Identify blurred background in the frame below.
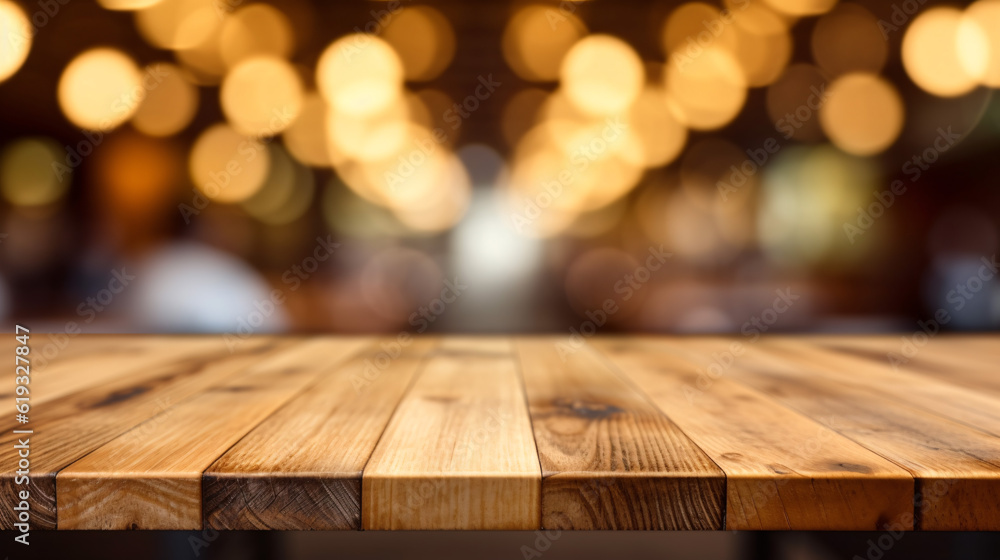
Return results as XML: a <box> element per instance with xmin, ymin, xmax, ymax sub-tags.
<box><xmin>1</xmin><ymin>0</ymin><xmax>999</xmax><ymax>335</ymax></box>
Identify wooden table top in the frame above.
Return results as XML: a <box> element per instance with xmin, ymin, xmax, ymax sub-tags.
<box><xmin>4</xmin><ymin>334</ymin><xmax>999</xmax><ymax>531</ymax></box>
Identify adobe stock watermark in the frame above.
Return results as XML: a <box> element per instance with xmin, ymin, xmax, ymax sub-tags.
<box><xmin>32</xmin><ymin>267</ymin><xmax>136</xmax><ymax>371</ymax></box>
<box><xmin>670</xmin><ymin>0</ymin><xmax>750</xmax><ymax>69</ymax></box>
<box><xmin>684</xmin><ymin>287</ymin><xmax>800</xmax><ymax>403</ymax></box>
<box><xmin>876</xmin><ymin>0</ymin><xmax>932</xmax><ymax>39</ymax></box>
<box><xmin>4</xmin><ymin>0</ymin><xmax>71</xmax><ymax>52</ymax></box>
<box><xmin>178</xmin><ymin>108</ymin><xmax>295</xmax><ymax>224</ymax></box>
<box><xmin>350</xmin><ymin>276</ymin><xmax>468</xmax><ymax>392</ymax></box>
<box><xmin>510</xmin><ymin>117</ymin><xmax>628</xmax><ymax>234</ymax></box>
<box><xmin>394</xmin><ymin>405</ymin><xmax>508</xmax><ymax>517</ymax></box>
<box><xmin>383</xmin><ymin>74</ymin><xmax>500</xmax><ymax>192</ymax></box>
<box><xmin>851</xmin><ymin>478</ymin><xmax>957</xmax><ymax>560</ymax></box>
<box><xmin>718</xmin><ymin>86</ymin><xmax>829</xmax><ymax>202</ymax></box>
<box><xmin>222</xmin><ymin>235</ymin><xmax>340</xmax><ymax>352</ymax></box>
<box><xmin>844</xmin><ymin>126</ymin><xmax>961</xmax><ymax>244</ymax></box>
<box><xmin>556</xmin><ymin>245</ymin><xmax>672</xmax><ymax>361</ymax></box>
<box><xmin>887</xmin><ymin>253</ymin><xmax>998</xmax><ymax>370</ymax></box>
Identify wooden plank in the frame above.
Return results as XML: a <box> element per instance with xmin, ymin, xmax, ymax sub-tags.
<box><xmin>755</xmin><ymin>338</ymin><xmax>1000</xmax><ymax>439</ymax></box>
<box><xmin>204</xmin><ymin>338</ymin><xmax>438</xmax><ymax>530</ymax></box>
<box><xmin>516</xmin><ymin>338</ymin><xmax>724</xmax><ymax>530</ymax></box>
<box><xmin>808</xmin><ymin>335</ymin><xmax>1000</xmax><ymax>395</ymax></box>
<box><xmin>56</xmin><ymin>338</ymin><xmax>371</xmax><ymax>530</ymax></box>
<box><xmin>361</xmin><ymin>338</ymin><xmax>540</xmax><ymax>530</ymax></box>
<box><xmin>0</xmin><ymin>336</ymin><xmax>231</xmax><ymax>411</ymax></box>
<box><xmin>678</xmin><ymin>338</ymin><xmax>1000</xmax><ymax>531</ymax></box>
<box><xmin>0</xmin><ymin>336</ymin><xmax>285</xmax><ymax>530</ymax></box>
<box><xmin>590</xmin><ymin>338</ymin><xmax>914</xmax><ymax>530</ymax></box>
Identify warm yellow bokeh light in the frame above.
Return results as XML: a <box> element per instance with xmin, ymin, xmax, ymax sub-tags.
<box><xmin>820</xmin><ymin>73</ymin><xmax>904</xmax><ymax>156</ymax></box>
<box><xmin>316</xmin><ymin>34</ymin><xmax>404</xmax><ymax>117</ymax></box>
<box><xmin>131</xmin><ymin>63</ymin><xmax>198</xmax><ymax>137</ymax></box>
<box><xmin>220</xmin><ymin>4</ymin><xmax>294</xmax><ymax>68</ymax></box>
<box><xmin>903</xmin><ymin>7</ymin><xmax>981</xmax><ymax>97</ymax></box>
<box><xmin>503</xmin><ymin>5</ymin><xmax>586</xmax><ymax>82</ymax></box>
<box><xmin>811</xmin><ymin>3</ymin><xmax>887</xmax><ymax>76</ymax></box>
<box><xmin>666</xmin><ymin>46</ymin><xmax>747</xmax><ymax>130</ymax></box>
<box><xmin>189</xmin><ymin>123</ymin><xmax>271</xmax><ymax>203</ymax></box>
<box><xmin>0</xmin><ymin>138</ymin><xmax>68</xmax><ymax>207</ymax></box>
<box><xmin>58</xmin><ymin>48</ymin><xmax>143</xmax><ymax>131</ymax></box>
<box><xmin>730</xmin><ymin>4</ymin><xmax>792</xmax><ymax>87</ymax></box>
<box><xmin>0</xmin><ymin>0</ymin><xmax>31</xmax><ymax>83</ymax></box>
<box><xmin>628</xmin><ymin>86</ymin><xmax>688</xmax><ymax>168</ymax></box>
<box><xmin>98</xmin><ymin>0</ymin><xmax>163</xmax><ymax>10</ymax></box>
<box><xmin>283</xmin><ymin>92</ymin><xmax>333</xmax><ymax>168</ymax></box>
<box><xmin>959</xmin><ymin>0</ymin><xmax>1000</xmax><ymax>87</ymax></box>
<box><xmin>763</xmin><ymin>0</ymin><xmax>836</xmax><ymax>17</ymax></box>
<box><xmin>382</xmin><ymin>6</ymin><xmax>456</xmax><ymax>81</ymax></box>
<box><xmin>561</xmin><ymin>34</ymin><xmax>644</xmax><ymax>117</ymax></box>
<box><xmin>662</xmin><ymin>2</ymin><xmax>737</xmax><ymax>58</ymax></box>
<box><xmin>174</xmin><ymin>23</ymin><xmax>226</xmax><ymax>85</ymax></box>
<box><xmin>135</xmin><ymin>0</ymin><xmax>221</xmax><ymax>50</ymax></box>
<box><xmin>326</xmin><ymin>102</ymin><xmax>411</xmax><ymax>164</ymax></box>
<box><xmin>220</xmin><ymin>56</ymin><xmax>303</xmax><ymax>137</ymax></box>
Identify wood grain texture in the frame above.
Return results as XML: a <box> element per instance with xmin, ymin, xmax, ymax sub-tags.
<box><xmin>515</xmin><ymin>338</ymin><xmax>724</xmax><ymax>530</ymax></box>
<box><xmin>3</xmin><ymin>334</ymin><xmax>998</xmax><ymax>531</ymax></box>
<box><xmin>0</xmin><ymin>336</ymin><xmax>230</xmax><ymax>418</ymax></box>
<box><xmin>56</xmin><ymin>338</ymin><xmax>371</xmax><ymax>530</ymax></box>
<box><xmin>809</xmin><ymin>335</ymin><xmax>1000</xmax><ymax>395</ymax></box>
<box><xmin>0</xmin><ymin>336</ymin><xmax>284</xmax><ymax>530</ymax></box>
<box><xmin>757</xmin><ymin>338</ymin><xmax>1000</xmax><ymax>439</ymax></box>
<box><xmin>590</xmin><ymin>338</ymin><xmax>914</xmax><ymax>530</ymax></box>
<box><xmin>204</xmin><ymin>338</ymin><xmax>438</xmax><ymax>530</ymax></box>
<box><xmin>362</xmin><ymin>338</ymin><xmax>540</xmax><ymax>530</ymax></box>
<box><xmin>682</xmin><ymin>338</ymin><xmax>1000</xmax><ymax>531</ymax></box>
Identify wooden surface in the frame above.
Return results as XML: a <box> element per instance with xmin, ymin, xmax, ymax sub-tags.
<box><xmin>4</xmin><ymin>334</ymin><xmax>1000</xmax><ymax>531</ymax></box>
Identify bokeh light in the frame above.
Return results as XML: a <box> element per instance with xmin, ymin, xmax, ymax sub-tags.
<box><xmin>241</xmin><ymin>144</ymin><xmax>314</xmax><ymax>225</ymax></box>
<box><xmin>58</xmin><ymin>48</ymin><xmax>143</xmax><ymax>131</ymax></box>
<box><xmin>98</xmin><ymin>0</ymin><xmax>163</xmax><ymax>10</ymax></box>
<box><xmin>135</xmin><ymin>0</ymin><xmax>221</xmax><ymax>50</ymax></box>
<box><xmin>763</xmin><ymin>0</ymin><xmax>837</xmax><ymax>17</ymax></box>
<box><xmin>0</xmin><ymin>0</ymin><xmax>31</xmax><ymax>83</ymax></box>
<box><xmin>627</xmin><ymin>86</ymin><xmax>688</xmax><ymax>168</ymax></box>
<box><xmin>220</xmin><ymin>56</ymin><xmax>303</xmax><ymax>137</ymax></box>
<box><xmin>93</xmin><ymin>130</ymin><xmax>182</xmax><ymax>228</ymax></box>
<box><xmin>316</xmin><ymin>34</ymin><xmax>404</xmax><ymax>117</ymax></box>
<box><xmin>560</xmin><ymin>34</ymin><xmax>643</xmax><ymax>117</ymax></box>
<box><xmin>189</xmin><ymin>123</ymin><xmax>271</xmax><ymax>203</ymax></box>
<box><xmin>131</xmin><ymin>62</ymin><xmax>199</xmax><ymax>137</ymax></box>
<box><xmin>666</xmin><ymin>45</ymin><xmax>747</xmax><ymax>130</ymax></box>
<box><xmin>382</xmin><ymin>6</ymin><xmax>455</xmax><ymax>81</ymax></box>
<box><xmin>503</xmin><ymin>4</ymin><xmax>586</xmax><ymax>82</ymax></box>
<box><xmin>729</xmin><ymin>3</ymin><xmax>792</xmax><ymax>87</ymax></box>
<box><xmin>903</xmin><ymin>7</ymin><xmax>981</xmax><ymax>98</ymax></box>
<box><xmin>766</xmin><ymin>63</ymin><xmax>828</xmax><ymax>142</ymax></box>
<box><xmin>0</xmin><ymin>138</ymin><xmax>68</xmax><ymax>207</ymax></box>
<box><xmin>220</xmin><ymin>4</ymin><xmax>294</xmax><ymax>68</ymax></box>
<box><xmin>959</xmin><ymin>0</ymin><xmax>1000</xmax><ymax>87</ymax></box>
<box><xmin>820</xmin><ymin>73</ymin><xmax>904</xmax><ymax>156</ymax></box>
<box><xmin>662</xmin><ymin>2</ymin><xmax>737</xmax><ymax>57</ymax></box>
<box><xmin>282</xmin><ymin>92</ymin><xmax>333</xmax><ymax>168</ymax></box>
<box><xmin>811</xmin><ymin>3</ymin><xmax>887</xmax><ymax>76</ymax></box>
<box><xmin>759</xmin><ymin>146</ymin><xmax>875</xmax><ymax>265</ymax></box>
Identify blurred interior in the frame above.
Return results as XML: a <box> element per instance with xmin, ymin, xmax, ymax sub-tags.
<box><xmin>1</xmin><ymin>0</ymin><xmax>999</xmax><ymax>335</ymax></box>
